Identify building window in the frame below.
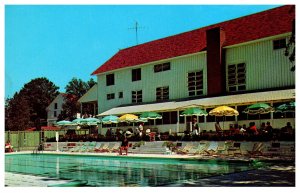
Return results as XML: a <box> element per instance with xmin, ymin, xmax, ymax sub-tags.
<box><xmin>132</xmin><ymin>68</ymin><xmax>141</xmax><ymax>81</ymax></box>
<box><xmin>54</xmin><ymin>103</ymin><xmax>58</xmax><ymax>109</ymax></box>
<box><xmin>106</xmin><ymin>74</ymin><xmax>115</xmax><ymax>86</ymax></box>
<box><xmin>227</xmin><ymin>63</ymin><xmax>246</xmax><ymax>92</ymax></box>
<box><xmin>107</xmin><ymin>93</ymin><xmax>115</xmax><ymax>100</ymax></box>
<box><xmin>132</xmin><ymin>90</ymin><xmax>142</xmax><ymax>103</ymax></box>
<box><xmin>119</xmin><ymin>92</ymin><xmax>123</xmax><ymax>99</ymax></box>
<box><xmin>54</xmin><ymin>111</ymin><xmax>57</xmax><ymax>117</ymax></box>
<box><xmin>187</xmin><ymin>71</ymin><xmax>203</xmax><ymax>97</ymax></box>
<box><xmin>273</xmin><ymin>38</ymin><xmax>286</xmax><ymax>50</ymax></box>
<box><xmin>156</xmin><ymin>86</ymin><xmax>169</xmax><ymax>101</ymax></box>
<box><xmin>154</xmin><ymin>62</ymin><xmax>170</xmax><ymax>73</ymax></box>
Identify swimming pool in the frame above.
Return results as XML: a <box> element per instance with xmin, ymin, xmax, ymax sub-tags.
<box><xmin>5</xmin><ymin>154</ymin><xmax>256</xmax><ymax>187</ymax></box>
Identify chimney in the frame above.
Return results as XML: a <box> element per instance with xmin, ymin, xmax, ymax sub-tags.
<box><xmin>206</xmin><ymin>27</ymin><xmax>226</xmax><ymax>96</ymax></box>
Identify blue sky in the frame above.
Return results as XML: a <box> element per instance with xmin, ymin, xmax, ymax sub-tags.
<box><xmin>5</xmin><ymin>5</ymin><xmax>280</xmax><ymax>99</ymax></box>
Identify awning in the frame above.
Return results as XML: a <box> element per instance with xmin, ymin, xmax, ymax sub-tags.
<box><xmin>98</xmin><ymin>89</ymin><xmax>295</xmax><ymax>116</ymax></box>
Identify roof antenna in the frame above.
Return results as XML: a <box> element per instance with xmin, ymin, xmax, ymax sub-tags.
<box><xmin>128</xmin><ymin>21</ymin><xmax>144</xmax><ymax>45</ymax></box>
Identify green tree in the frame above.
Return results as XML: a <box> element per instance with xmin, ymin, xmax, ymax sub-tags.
<box><xmin>5</xmin><ymin>77</ymin><xmax>59</xmax><ymax>131</ymax></box>
<box><xmin>5</xmin><ymin>93</ymin><xmax>32</xmax><ymax>131</ymax></box>
<box><xmin>285</xmin><ymin>7</ymin><xmax>295</xmax><ymax>71</ymax></box>
<box><xmin>60</xmin><ymin>78</ymin><xmax>96</xmax><ymax>120</ymax></box>
<box><xmin>19</xmin><ymin>77</ymin><xmax>59</xmax><ymax>129</ymax></box>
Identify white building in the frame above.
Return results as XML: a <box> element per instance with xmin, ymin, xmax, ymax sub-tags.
<box><xmin>91</xmin><ymin>6</ymin><xmax>295</xmax><ymax>134</ymax></box>
<box><xmin>46</xmin><ymin>93</ymin><xmax>73</xmax><ymax>126</ymax></box>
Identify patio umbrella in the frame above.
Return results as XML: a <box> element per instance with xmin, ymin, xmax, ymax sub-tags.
<box><xmin>139</xmin><ymin>111</ymin><xmax>161</xmax><ymax>126</ymax></box>
<box><xmin>72</xmin><ymin>118</ymin><xmax>88</xmax><ymax>125</ymax></box>
<box><xmin>276</xmin><ymin>101</ymin><xmax>295</xmax><ymax>113</ymax></box>
<box><xmin>119</xmin><ymin>114</ymin><xmax>139</xmax><ymax>122</ymax></box>
<box><xmin>101</xmin><ymin>115</ymin><xmax>119</xmax><ymax>124</ymax></box>
<box><xmin>180</xmin><ymin>107</ymin><xmax>208</xmax><ymax>133</ymax></box>
<box><xmin>243</xmin><ymin>103</ymin><xmax>275</xmax><ymax>126</ymax></box>
<box><xmin>84</xmin><ymin>117</ymin><xmax>101</xmax><ymax>125</ymax></box>
<box><xmin>140</xmin><ymin>112</ymin><xmax>162</xmax><ymax>119</ymax></box>
<box><xmin>180</xmin><ymin>107</ymin><xmax>208</xmax><ymax>116</ymax></box>
<box><xmin>56</xmin><ymin>120</ymin><xmax>73</xmax><ymax>126</ymax></box>
<box><xmin>209</xmin><ymin>106</ymin><xmax>239</xmax><ymax>129</ymax></box>
<box><xmin>243</xmin><ymin>103</ymin><xmax>275</xmax><ymax>115</ymax></box>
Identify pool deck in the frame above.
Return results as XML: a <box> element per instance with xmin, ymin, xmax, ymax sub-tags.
<box><xmin>5</xmin><ymin>151</ymin><xmax>295</xmax><ymax>187</ymax></box>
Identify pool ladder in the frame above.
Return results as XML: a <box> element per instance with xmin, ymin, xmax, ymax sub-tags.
<box><xmin>32</xmin><ymin>144</ymin><xmax>43</xmax><ymax>154</ymax></box>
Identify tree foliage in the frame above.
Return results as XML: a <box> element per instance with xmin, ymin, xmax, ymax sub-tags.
<box><xmin>5</xmin><ymin>77</ymin><xmax>59</xmax><ymax>131</ymax></box>
<box><xmin>285</xmin><ymin>7</ymin><xmax>295</xmax><ymax>71</ymax></box>
<box><xmin>5</xmin><ymin>93</ymin><xmax>33</xmax><ymax>131</ymax></box>
<box><xmin>59</xmin><ymin>77</ymin><xmax>96</xmax><ymax>120</ymax></box>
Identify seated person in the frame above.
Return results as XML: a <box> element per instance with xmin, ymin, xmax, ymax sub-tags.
<box><xmin>5</xmin><ymin>140</ymin><xmax>13</xmax><ymax>153</ymax></box>
<box><xmin>215</xmin><ymin>121</ymin><xmax>223</xmax><ymax>134</ymax></box>
<box><xmin>260</xmin><ymin>122</ymin><xmax>266</xmax><ymax>134</ymax></box>
<box><xmin>119</xmin><ymin>137</ymin><xmax>129</xmax><ymax>155</ymax></box>
<box><xmin>281</xmin><ymin>122</ymin><xmax>293</xmax><ymax>135</ymax></box>
<box><xmin>265</xmin><ymin>121</ymin><xmax>273</xmax><ymax>136</ymax></box>
<box><xmin>229</xmin><ymin>125</ymin><xmax>236</xmax><ymax>135</ymax></box>
<box><xmin>249</xmin><ymin>122</ymin><xmax>258</xmax><ymax>135</ymax></box>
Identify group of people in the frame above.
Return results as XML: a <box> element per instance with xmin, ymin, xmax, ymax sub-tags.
<box><xmin>215</xmin><ymin>121</ymin><xmax>274</xmax><ymax>136</ymax></box>
<box><xmin>215</xmin><ymin>121</ymin><xmax>294</xmax><ymax>139</ymax></box>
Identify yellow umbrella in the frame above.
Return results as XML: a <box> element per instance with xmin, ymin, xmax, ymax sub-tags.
<box><xmin>209</xmin><ymin>106</ymin><xmax>239</xmax><ymax>130</ymax></box>
<box><xmin>118</xmin><ymin>114</ymin><xmax>139</xmax><ymax>122</ymax></box>
<box><xmin>209</xmin><ymin>106</ymin><xmax>239</xmax><ymax>116</ymax></box>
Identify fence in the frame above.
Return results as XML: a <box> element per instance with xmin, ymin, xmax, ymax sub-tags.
<box><xmin>5</xmin><ymin>130</ymin><xmax>90</xmax><ymax>151</ymax></box>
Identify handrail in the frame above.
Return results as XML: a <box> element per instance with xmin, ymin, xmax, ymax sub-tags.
<box><xmin>32</xmin><ymin>143</ymin><xmax>44</xmax><ymax>154</ymax></box>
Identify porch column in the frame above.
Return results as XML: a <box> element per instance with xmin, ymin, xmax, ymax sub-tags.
<box><xmin>80</xmin><ymin>103</ymin><xmax>83</xmax><ymax>117</ymax></box>
<box><xmin>204</xmin><ymin>108</ymin><xmax>207</xmax><ymax>131</ymax></box>
<box><xmin>235</xmin><ymin>105</ymin><xmax>238</xmax><ymax>122</ymax></box>
<box><xmin>93</xmin><ymin>103</ymin><xmax>96</xmax><ymax>116</ymax></box>
<box><xmin>270</xmin><ymin>101</ymin><xmax>274</xmax><ymax>126</ymax></box>
<box><xmin>177</xmin><ymin>110</ymin><xmax>180</xmax><ymax>133</ymax></box>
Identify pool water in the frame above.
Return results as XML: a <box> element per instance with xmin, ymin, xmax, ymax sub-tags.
<box><xmin>5</xmin><ymin>154</ymin><xmax>255</xmax><ymax>187</ymax></box>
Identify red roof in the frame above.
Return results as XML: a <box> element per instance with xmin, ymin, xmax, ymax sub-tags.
<box><xmin>92</xmin><ymin>5</ymin><xmax>294</xmax><ymax>75</ymax></box>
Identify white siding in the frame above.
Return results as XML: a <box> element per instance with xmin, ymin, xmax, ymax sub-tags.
<box><xmin>78</xmin><ymin>84</ymin><xmax>98</xmax><ymax>103</ymax></box>
<box><xmin>47</xmin><ymin>94</ymin><xmax>64</xmax><ymax>124</ymax></box>
<box><xmin>226</xmin><ymin>36</ymin><xmax>295</xmax><ymax>91</ymax></box>
<box><xmin>97</xmin><ymin>53</ymin><xmax>207</xmax><ymax>113</ymax></box>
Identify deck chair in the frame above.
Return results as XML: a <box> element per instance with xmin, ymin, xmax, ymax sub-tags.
<box><xmin>69</xmin><ymin>142</ymin><xmax>84</xmax><ymax>152</ymax></box>
<box><xmin>247</xmin><ymin>142</ymin><xmax>264</xmax><ymax>157</ymax></box>
<box><xmin>108</xmin><ymin>143</ymin><xmax>121</xmax><ymax>153</ymax></box>
<box><xmin>96</xmin><ymin>143</ymin><xmax>110</xmax><ymax>153</ymax></box>
<box><xmin>176</xmin><ymin>143</ymin><xmax>194</xmax><ymax>154</ymax></box>
<box><xmin>227</xmin><ymin>142</ymin><xmax>242</xmax><ymax>156</ymax></box>
<box><xmin>190</xmin><ymin>142</ymin><xmax>209</xmax><ymax>155</ymax></box>
<box><xmin>93</xmin><ymin>142</ymin><xmax>103</xmax><ymax>152</ymax></box>
<box><xmin>86</xmin><ymin>141</ymin><xmax>97</xmax><ymax>152</ymax></box>
<box><xmin>99</xmin><ymin>143</ymin><xmax>115</xmax><ymax>153</ymax></box>
<box><xmin>94</xmin><ymin>143</ymin><xmax>106</xmax><ymax>152</ymax></box>
<box><xmin>78</xmin><ymin>142</ymin><xmax>91</xmax><ymax>152</ymax></box>
<box><xmin>265</xmin><ymin>142</ymin><xmax>281</xmax><ymax>157</ymax></box>
<box><xmin>202</xmin><ymin>141</ymin><xmax>219</xmax><ymax>155</ymax></box>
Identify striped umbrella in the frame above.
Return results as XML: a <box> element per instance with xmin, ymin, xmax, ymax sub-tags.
<box><xmin>101</xmin><ymin>115</ymin><xmax>119</xmax><ymax>124</ymax></box>
<box><xmin>180</xmin><ymin>107</ymin><xmax>208</xmax><ymax>116</ymax></box>
<box><xmin>139</xmin><ymin>112</ymin><xmax>162</xmax><ymax>119</ymax></box>
<box><xmin>243</xmin><ymin>103</ymin><xmax>275</xmax><ymax>115</ymax></box>
<box><xmin>276</xmin><ymin>101</ymin><xmax>295</xmax><ymax>113</ymax></box>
